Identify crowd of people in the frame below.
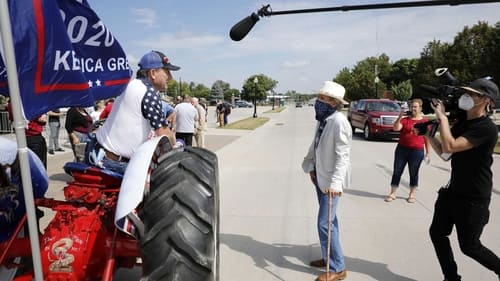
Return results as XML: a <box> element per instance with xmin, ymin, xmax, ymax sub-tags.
<box><xmin>2</xmin><ymin>52</ymin><xmax>210</xmax><ymax>167</ymax></box>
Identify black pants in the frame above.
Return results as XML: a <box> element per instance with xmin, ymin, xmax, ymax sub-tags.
<box><xmin>429</xmin><ymin>189</ymin><xmax>500</xmax><ymax>280</ymax></box>
<box><xmin>175</xmin><ymin>132</ymin><xmax>193</xmax><ymax>146</ymax></box>
<box><xmin>27</xmin><ymin>134</ymin><xmax>47</xmax><ymax>169</ymax></box>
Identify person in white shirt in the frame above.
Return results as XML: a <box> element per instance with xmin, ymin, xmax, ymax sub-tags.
<box><xmin>174</xmin><ymin>95</ymin><xmax>198</xmax><ymax>146</ymax></box>
<box><xmin>302</xmin><ymin>81</ymin><xmax>352</xmax><ymax>281</ymax></box>
<box><xmin>90</xmin><ymin>100</ymin><xmax>105</xmax><ymax>123</ymax></box>
<box><xmin>95</xmin><ymin>50</ymin><xmax>179</xmax><ymax>173</ymax></box>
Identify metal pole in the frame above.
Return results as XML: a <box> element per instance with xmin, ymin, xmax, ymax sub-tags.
<box><xmin>231</xmin><ymin>0</ymin><xmax>500</xmax><ymax>42</ymax></box>
<box><xmin>0</xmin><ymin>0</ymin><xmax>44</xmax><ymax>279</ymax></box>
<box><xmin>253</xmin><ymin>77</ymin><xmax>258</xmax><ymax>118</ymax></box>
<box><xmin>253</xmin><ymin>96</ymin><xmax>257</xmax><ymax>118</ymax></box>
<box><xmin>326</xmin><ymin>195</ymin><xmax>332</xmax><ymax>278</ymax></box>
<box><xmin>179</xmin><ymin>77</ymin><xmax>182</xmax><ymax>96</ymax></box>
<box><xmin>263</xmin><ymin>0</ymin><xmax>500</xmax><ymax>16</ymax></box>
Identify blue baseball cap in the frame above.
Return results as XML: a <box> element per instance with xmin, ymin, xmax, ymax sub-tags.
<box><xmin>138</xmin><ymin>51</ymin><xmax>180</xmax><ymax>71</ymax></box>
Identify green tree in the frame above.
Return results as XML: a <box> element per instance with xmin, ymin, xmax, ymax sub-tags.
<box><xmin>413</xmin><ymin>40</ymin><xmax>450</xmax><ymax>98</ymax></box>
<box><xmin>165</xmin><ymin>80</ymin><xmax>191</xmax><ymax>97</ymax></box>
<box><xmin>392</xmin><ymin>80</ymin><xmax>413</xmax><ymax>101</ymax></box>
<box><xmin>445</xmin><ymin>21</ymin><xmax>500</xmax><ymax>84</ymax></box>
<box><xmin>335</xmin><ymin>54</ymin><xmax>390</xmax><ymax>101</ymax></box>
<box><xmin>388</xmin><ymin>58</ymin><xmax>419</xmax><ymax>86</ymax></box>
<box><xmin>179</xmin><ymin>81</ymin><xmax>191</xmax><ymax>96</ymax></box>
<box><xmin>210</xmin><ymin>80</ymin><xmax>230</xmax><ymax>102</ymax></box>
<box><xmin>191</xmin><ymin>83</ymin><xmax>211</xmax><ymax>99</ymax></box>
<box><xmin>284</xmin><ymin>90</ymin><xmax>299</xmax><ymax>102</ymax></box>
<box><xmin>334</xmin><ymin>67</ymin><xmax>356</xmax><ymax>102</ymax></box>
<box><xmin>241</xmin><ymin>74</ymin><xmax>277</xmax><ymax>102</ymax></box>
<box><xmin>225</xmin><ymin>88</ymin><xmax>240</xmax><ymax>102</ymax></box>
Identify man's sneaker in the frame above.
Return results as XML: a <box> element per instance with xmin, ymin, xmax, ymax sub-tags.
<box><xmin>48</xmin><ymin>150</ymin><xmax>54</xmax><ymax>155</ymax></box>
<box><xmin>55</xmin><ymin>148</ymin><xmax>65</xmax><ymax>152</ymax></box>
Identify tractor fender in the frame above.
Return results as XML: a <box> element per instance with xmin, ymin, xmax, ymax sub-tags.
<box><xmin>114</xmin><ymin>136</ymin><xmax>170</xmax><ymax>236</ymax></box>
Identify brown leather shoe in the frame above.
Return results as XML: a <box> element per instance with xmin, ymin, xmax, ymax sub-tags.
<box><xmin>315</xmin><ymin>270</ymin><xmax>347</xmax><ymax>281</ymax></box>
<box><xmin>309</xmin><ymin>259</ymin><xmax>326</xmax><ymax>267</ymax></box>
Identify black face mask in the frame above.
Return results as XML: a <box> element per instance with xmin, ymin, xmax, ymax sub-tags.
<box><xmin>314</xmin><ymin>100</ymin><xmax>337</xmax><ymax>122</ymax></box>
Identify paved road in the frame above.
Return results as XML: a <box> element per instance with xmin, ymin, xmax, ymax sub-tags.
<box><xmin>4</xmin><ymin>104</ymin><xmax>499</xmax><ymax>280</ymax></box>
<box><xmin>216</xmin><ymin>105</ymin><xmax>499</xmax><ymax>281</ymax></box>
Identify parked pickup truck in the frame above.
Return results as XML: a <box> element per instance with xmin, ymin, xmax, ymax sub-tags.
<box><xmin>347</xmin><ymin>99</ymin><xmax>401</xmax><ymax>140</ymax></box>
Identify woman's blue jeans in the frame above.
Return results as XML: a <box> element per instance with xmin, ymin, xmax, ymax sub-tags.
<box><xmin>48</xmin><ymin>121</ymin><xmax>60</xmax><ymax>150</ymax></box>
<box><xmin>315</xmin><ymin>185</ymin><xmax>345</xmax><ymax>272</ymax></box>
<box><xmin>390</xmin><ymin>144</ymin><xmax>424</xmax><ymax>188</ymax></box>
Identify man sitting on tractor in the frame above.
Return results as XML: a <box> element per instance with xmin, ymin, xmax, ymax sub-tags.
<box><xmin>93</xmin><ymin>50</ymin><xmax>180</xmax><ymax>174</ymax></box>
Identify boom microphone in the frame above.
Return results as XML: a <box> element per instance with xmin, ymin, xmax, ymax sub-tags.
<box><xmin>229</xmin><ymin>13</ymin><xmax>260</xmax><ymax>41</ymax></box>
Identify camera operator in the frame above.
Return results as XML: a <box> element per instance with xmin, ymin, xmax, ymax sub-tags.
<box><xmin>425</xmin><ymin>78</ymin><xmax>500</xmax><ymax>281</ymax></box>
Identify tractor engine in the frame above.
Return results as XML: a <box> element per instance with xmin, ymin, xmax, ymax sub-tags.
<box><xmin>36</xmin><ymin>163</ymin><xmax>138</xmax><ymax>281</ymax></box>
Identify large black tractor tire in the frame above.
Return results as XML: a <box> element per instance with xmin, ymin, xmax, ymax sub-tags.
<box><xmin>139</xmin><ymin>146</ymin><xmax>219</xmax><ymax>281</ymax></box>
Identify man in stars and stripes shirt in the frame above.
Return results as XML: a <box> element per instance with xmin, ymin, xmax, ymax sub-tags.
<box><xmin>96</xmin><ymin>51</ymin><xmax>179</xmax><ymax>173</ymax></box>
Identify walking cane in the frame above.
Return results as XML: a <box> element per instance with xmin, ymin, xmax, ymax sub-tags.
<box><xmin>326</xmin><ymin>193</ymin><xmax>332</xmax><ymax>279</ymax></box>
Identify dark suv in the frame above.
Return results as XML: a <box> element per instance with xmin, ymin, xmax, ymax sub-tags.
<box><xmin>347</xmin><ymin>99</ymin><xmax>401</xmax><ymax>140</ymax></box>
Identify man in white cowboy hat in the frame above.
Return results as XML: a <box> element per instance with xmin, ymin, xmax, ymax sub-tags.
<box><xmin>302</xmin><ymin>81</ymin><xmax>352</xmax><ymax>281</ymax></box>
<box><xmin>425</xmin><ymin>78</ymin><xmax>500</xmax><ymax>281</ymax></box>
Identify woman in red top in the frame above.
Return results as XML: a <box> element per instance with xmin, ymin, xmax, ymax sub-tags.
<box><xmin>385</xmin><ymin>98</ymin><xmax>430</xmax><ymax>203</ymax></box>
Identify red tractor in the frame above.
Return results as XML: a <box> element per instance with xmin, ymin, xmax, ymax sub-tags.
<box><xmin>0</xmin><ymin>138</ymin><xmax>219</xmax><ymax>281</ymax></box>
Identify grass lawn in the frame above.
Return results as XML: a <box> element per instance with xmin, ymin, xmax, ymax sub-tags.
<box><xmin>222</xmin><ymin>117</ymin><xmax>270</xmax><ymax>130</ymax></box>
<box><xmin>264</xmin><ymin>106</ymin><xmax>287</xmax><ymax>113</ymax></box>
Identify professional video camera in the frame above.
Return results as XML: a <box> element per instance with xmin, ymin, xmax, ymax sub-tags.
<box><xmin>420</xmin><ymin>68</ymin><xmax>466</xmax><ymax>117</ymax></box>
<box><xmin>414</xmin><ymin>68</ymin><xmax>466</xmax><ymax>136</ymax></box>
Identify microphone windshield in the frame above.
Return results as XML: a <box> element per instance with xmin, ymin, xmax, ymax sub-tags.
<box><xmin>230</xmin><ymin>13</ymin><xmax>260</xmax><ymax>41</ymax></box>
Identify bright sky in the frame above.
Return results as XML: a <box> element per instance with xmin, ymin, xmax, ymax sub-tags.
<box><xmin>89</xmin><ymin>0</ymin><xmax>500</xmax><ymax>94</ymax></box>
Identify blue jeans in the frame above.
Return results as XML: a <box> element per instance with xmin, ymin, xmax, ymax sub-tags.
<box><xmin>390</xmin><ymin>144</ymin><xmax>424</xmax><ymax>188</ymax></box>
<box><xmin>101</xmin><ymin>158</ymin><xmax>128</xmax><ymax>174</ymax></box>
<box><xmin>48</xmin><ymin>121</ymin><xmax>60</xmax><ymax>150</ymax></box>
<box><xmin>315</xmin><ymin>186</ymin><xmax>345</xmax><ymax>272</ymax></box>
<box><xmin>71</xmin><ymin>132</ymin><xmax>90</xmax><ymax>162</ymax></box>
<box><xmin>84</xmin><ymin>135</ymin><xmax>127</xmax><ymax>174</ymax></box>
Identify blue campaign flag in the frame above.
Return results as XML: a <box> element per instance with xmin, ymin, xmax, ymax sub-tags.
<box><xmin>0</xmin><ymin>0</ymin><xmax>131</xmax><ymax>120</ymax></box>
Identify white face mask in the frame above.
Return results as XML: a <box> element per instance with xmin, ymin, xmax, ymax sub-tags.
<box><xmin>458</xmin><ymin>93</ymin><xmax>475</xmax><ymax>111</ymax></box>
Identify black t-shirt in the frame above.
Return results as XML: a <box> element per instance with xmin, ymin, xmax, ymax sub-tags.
<box><xmin>216</xmin><ymin>104</ymin><xmax>225</xmax><ymax>114</ymax></box>
<box><xmin>48</xmin><ymin>109</ymin><xmax>60</xmax><ymax>123</ymax></box>
<box><xmin>449</xmin><ymin>116</ymin><xmax>498</xmax><ymax>199</ymax></box>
